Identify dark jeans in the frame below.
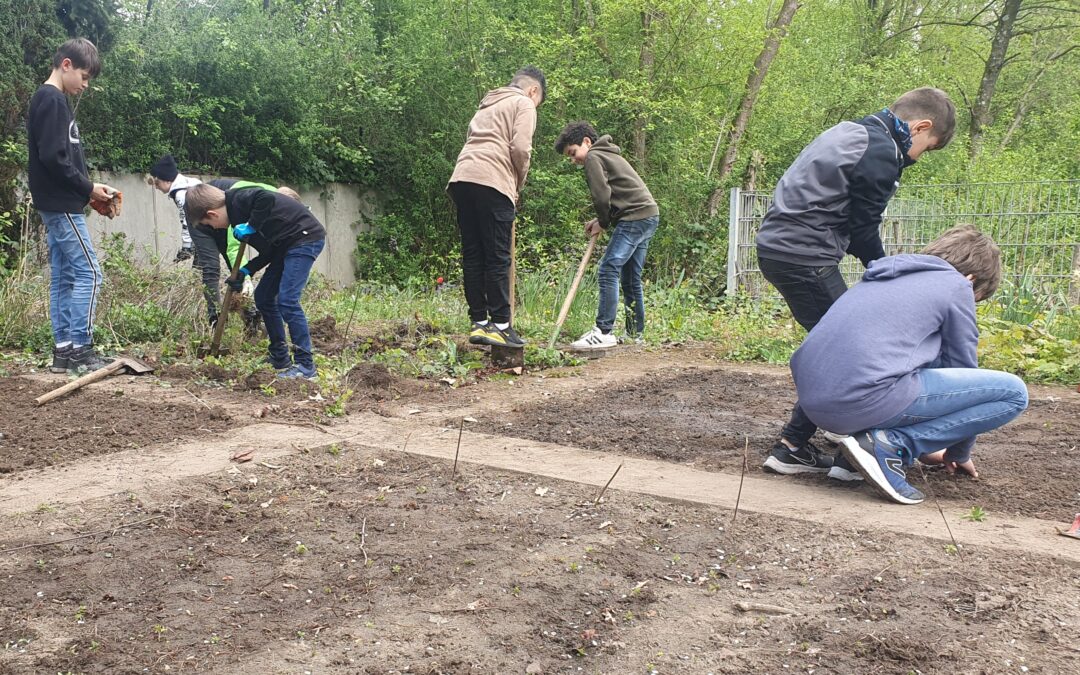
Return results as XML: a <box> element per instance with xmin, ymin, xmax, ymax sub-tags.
<box><xmin>190</xmin><ymin>224</ymin><xmax>225</xmax><ymax>322</ymax></box>
<box><xmin>254</xmin><ymin>239</ymin><xmax>324</xmax><ymax>369</ymax></box>
<box><xmin>449</xmin><ymin>181</ymin><xmax>515</xmax><ymax>324</ymax></box>
<box><xmin>759</xmin><ymin>256</ymin><xmax>848</xmax><ymax>446</ymax></box>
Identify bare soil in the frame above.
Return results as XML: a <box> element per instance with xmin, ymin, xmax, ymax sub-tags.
<box><xmin>473</xmin><ymin>365</ymin><xmax>1080</xmax><ymax>522</ymax></box>
<box><xmin>1</xmin><ymin>348</ymin><xmax>1078</xmax><ymax>673</ymax></box>
<box><xmin>0</xmin><ymin>446</ymin><xmax>1076</xmax><ymax>674</ymax></box>
<box><xmin>0</xmin><ymin>378</ymin><xmax>233</xmax><ymax>474</ymax></box>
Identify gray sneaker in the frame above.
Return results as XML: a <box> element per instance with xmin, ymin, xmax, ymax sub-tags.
<box><xmin>50</xmin><ymin>346</ymin><xmax>73</xmax><ymax>374</ymax></box>
<box><xmin>68</xmin><ymin>345</ymin><xmax>109</xmax><ymax>373</ymax></box>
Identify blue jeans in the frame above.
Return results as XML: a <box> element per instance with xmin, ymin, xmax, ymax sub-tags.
<box><xmin>254</xmin><ymin>239</ymin><xmax>324</xmax><ymax>369</ymax></box>
<box><xmin>596</xmin><ymin>216</ymin><xmax>658</xmax><ymax>334</ymax></box>
<box><xmin>876</xmin><ymin>368</ymin><xmax>1028</xmax><ymax>465</ymax></box>
<box><xmin>40</xmin><ymin>211</ymin><xmax>102</xmax><ymax>346</ymax></box>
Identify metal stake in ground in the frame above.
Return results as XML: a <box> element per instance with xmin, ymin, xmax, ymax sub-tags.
<box><xmin>732</xmin><ymin>436</ymin><xmax>749</xmax><ymax>523</ymax></box>
<box><xmin>549</xmin><ymin>231</ymin><xmax>599</xmax><ymax>349</ymax></box>
<box><xmin>593</xmin><ymin>462</ymin><xmax>623</xmax><ymax>506</ymax></box>
<box><xmin>451</xmin><ymin>417</ymin><xmax>464</xmax><ymax>478</ymax></box>
<box><xmin>916</xmin><ymin>463</ymin><xmax>963</xmax><ymax>560</ymax></box>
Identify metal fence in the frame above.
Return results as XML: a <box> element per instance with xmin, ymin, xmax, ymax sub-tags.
<box><xmin>726</xmin><ymin>180</ymin><xmax>1080</xmax><ymax>303</ymax></box>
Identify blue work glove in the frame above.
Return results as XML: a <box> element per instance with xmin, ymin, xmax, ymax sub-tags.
<box><xmin>226</xmin><ymin>266</ymin><xmax>250</xmax><ymax>293</ymax></box>
<box><xmin>232</xmin><ymin>223</ymin><xmax>255</xmax><ymax>242</ymax></box>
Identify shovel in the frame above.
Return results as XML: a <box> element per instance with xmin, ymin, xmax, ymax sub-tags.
<box><xmin>548</xmin><ymin>231</ymin><xmax>599</xmax><ymax>349</ymax></box>
<box><xmin>36</xmin><ymin>355</ymin><xmax>155</xmax><ymax>406</ymax></box>
<box><xmin>199</xmin><ymin>242</ymin><xmax>248</xmax><ymax>358</ymax></box>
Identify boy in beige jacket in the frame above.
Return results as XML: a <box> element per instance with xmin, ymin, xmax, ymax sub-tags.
<box><xmin>447</xmin><ymin>66</ymin><xmax>545</xmax><ymax>349</ymax></box>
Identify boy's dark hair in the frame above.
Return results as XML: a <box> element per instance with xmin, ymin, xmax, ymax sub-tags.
<box><xmin>921</xmin><ymin>224</ymin><xmax>1001</xmax><ymax>300</ymax></box>
<box><xmin>183</xmin><ymin>184</ymin><xmax>227</xmax><ymax>225</ymax></box>
<box><xmin>52</xmin><ymin>38</ymin><xmax>101</xmax><ymax>78</ymax></box>
<box><xmin>554</xmin><ymin>121</ymin><xmax>599</xmax><ymax>154</ymax></box>
<box><xmin>890</xmin><ymin>87</ymin><xmax>956</xmax><ymax>149</ymax></box>
<box><xmin>510</xmin><ymin>66</ymin><xmax>546</xmax><ymax>103</ymax></box>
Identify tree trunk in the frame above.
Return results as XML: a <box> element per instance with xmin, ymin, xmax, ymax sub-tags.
<box><xmin>969</xmin><ymin>0</ymin><xmax>1022</xmax><ymax>158</ymax></box>
<box><xmin>633</xmin><ymin>8</ymin><xmax>656</xmax><ymax>168</ymax></box>
<box><xmin>706</xmin><ymin>0</ymin><xmax>800</xmax><ymax>217</ymax></box>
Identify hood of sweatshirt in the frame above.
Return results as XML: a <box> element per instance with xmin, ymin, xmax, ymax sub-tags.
<box><xmin>862</xmin><ymin>253</ymin><xmax>959</xmax><ymax>282</ymax></box>
<box><xmin>588</xmin><ymin>135</ymin><xmax>622</xmax><ymax>156</ymax></box>
<box><xmin>168</xmin><ymin>173</ymin><xmax>202</xmax><ymax>197</ymax></box>
<box><xmin>478</xmin><ymin>86</ymin><xmax>529</xmax><ymax>109</ymax></box>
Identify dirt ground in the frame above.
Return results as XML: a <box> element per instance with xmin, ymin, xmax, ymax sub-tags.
<box><xmin>1</xmin><ymin>446</ymin><xmax>1077</xmax><ymax>674</ymax></box>
<box><xmin>473</xmin><ymin>365</ymin><xmax>1080</xmax><ymax>522</ymax></box>
<box><xmin>0</xmin><ymin>347</ymin><xmax>1078</xmax><ymax>673</ymax></box>
<box><xmin>0</xmin><ymin>378</ymin><xmax>233</xmax><ymax>474</ymax></box>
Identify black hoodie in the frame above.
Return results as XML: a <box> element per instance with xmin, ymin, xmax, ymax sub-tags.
<box><xmin>27</xmin><ymin>85</ymin><xmax>94</xmax><ymax>212</ymax></box>
<box><xmin>224</xmin><ymin>187</ymin><xmax>324</xmax><ymax>273</ymax></box>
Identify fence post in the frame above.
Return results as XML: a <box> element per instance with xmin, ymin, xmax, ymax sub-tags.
<box><xmin>726</xmin><ymin>187</ymin><xmax>741</xmax><ymax>296</ymax></box>
<box><xmin>1070</xmin><ymin>244</ymin><xmax>1080</xmax><ymax>306</ymax></box>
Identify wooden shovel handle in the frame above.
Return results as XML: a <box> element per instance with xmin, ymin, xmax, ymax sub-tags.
<box><xmin>548</xmin><ymin>232</ymin><xmax>599</xmax><ymax>348</ymax></box>
<box><xmin>35</xmin><ymin>359</ymin><xmax>126</xmax><ymax>406</ymax></box>
<box><xmin>208</xmin><ymin>241</ymin><xmax>248</xmax><ymax>356</ymax></box>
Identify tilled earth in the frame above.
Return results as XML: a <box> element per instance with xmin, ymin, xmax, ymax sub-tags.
<box><xmin>473</xmin><ymin>366</ymin><xmax>1080</xmax><ymax>521</ymax></box>
<box><xmin>0</xmin><ymin>446</ymin><xmax>1077</xmax><ymax>674</ymax></box>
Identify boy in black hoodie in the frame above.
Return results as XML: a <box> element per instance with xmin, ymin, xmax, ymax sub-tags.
<box><xmin>184</xmin><ymin>183</ymin><xmax>325</xmax><ymax>379</ymax></box>
<box><xmin>754</xmin><ymin>88</ymin><xmax>956</xmax><ymax>481</ymax></box>
<box><xmin>27</xmin><ymin>38</ymin><xmax>118</xmax><ymax>373</ymax></box>
<box><xmin>555</xmin><ymin>121</ymin><xmax>659</xmax><ymax>349</ymax></box>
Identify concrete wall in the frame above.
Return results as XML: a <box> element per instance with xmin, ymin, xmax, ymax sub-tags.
<box><xmin>85</xmin><ymin>172</ymin><xmax>378</xmax><ymax>286</ymax></box>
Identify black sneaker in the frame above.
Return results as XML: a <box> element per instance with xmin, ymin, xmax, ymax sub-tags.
<box><xmin>827</xmin><ymin>452</ymin><xmax>864</xmax><ymax>482</ymax></box>
<box><xmin>50</xmin><ymin>346</ymin><xmax>73</xmax><ymax>373</ymax></box>
<box><xmin>67</xmin><ymin>345</ymin><xmax>109</xmax><ymax>373</ymax></box>
<box><xmin>497</xmin><ymin>325</ymin><xmax>526</xmax><ymax>348</ymax></box>
<box><xmin>762</xmin><ymin>440</ymin><xmax>833</xmax><ymax>475</ymax></box>
<box><xmin>468</xmin><ymin>322</ymin><xmax>489</xmax><ymax>345</ymax></box>
<box><xmin>473</xmin><ymin>324</ymin><xmax>526</xmax><ymax>348</ymax></box>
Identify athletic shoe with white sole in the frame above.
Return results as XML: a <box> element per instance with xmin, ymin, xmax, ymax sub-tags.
<box><xmin>840</xmin><ymin>431</ymin><xmax>925</xmax><ymax>505</ymax></box>
<box><xmin>762</xmin><ymin>440</ymin><xmax>833</xmax><ymax>475</ymax></box>
<box><xmin>570</xmin><ymin>326</ymin><xmax>617</xmax><ymax>350</ymax></box>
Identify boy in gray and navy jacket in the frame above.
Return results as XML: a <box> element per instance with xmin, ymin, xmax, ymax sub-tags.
<box><xmin>756</xmin><ymin>88</ymin><xmax>956</xmax><ymax>481</ymax></box>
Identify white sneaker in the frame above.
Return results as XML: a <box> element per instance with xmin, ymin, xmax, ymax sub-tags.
<box><xmin>570</xmin><ymin>326</ymin><xmax>617</xmax><ymax>350</ymax></box>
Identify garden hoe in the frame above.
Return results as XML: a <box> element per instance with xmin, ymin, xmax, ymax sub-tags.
<box><xmin>198</xmin><ymin>242</ymin><xmax>248</xmax><ymax>358</ymax></box>
<box><xmin>548</xmin><ymin>231</ymin><xmax>599</xmax><ymax>349</ymax></box>
<box><xmin>35</xmin><ymin>355</ymin><xmax>154</xmax><ymax>406</ymax></box>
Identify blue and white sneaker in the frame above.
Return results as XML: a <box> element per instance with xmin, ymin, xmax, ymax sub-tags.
<box><xmin>840</xmin><ymin>431</ymin><xmax>925</xmax><ymax>505</ymax></box>
<box><xmin>277</xmin><ymin>363</ymin><xmax>317</xmax><ymax>380</ymax></box>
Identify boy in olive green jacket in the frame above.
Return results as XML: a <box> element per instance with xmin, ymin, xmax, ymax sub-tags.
<box><xmin>555</xmin><ymin>121</ymin><xmax>659</xmax><ymax>349</ymax></box>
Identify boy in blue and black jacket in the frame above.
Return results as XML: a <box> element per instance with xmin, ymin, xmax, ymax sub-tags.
<box><xmin>27</xmin><ymin>38</ymin><xmax>119</xmax><ymax>373</ymax></box>
<box><xmin>756</xmin><ymin>87</ymin><xmax>956</xmax><ymax>481</ymax></box>
<box><xmin>184</xmin><ymin>183</ymin><xmax>325</xmax><ymax>379</ymax></box>
<box><xmin>791</xmin><ymin>225</ymin><xmax>1028</xmax><ymax>505</ymax></box>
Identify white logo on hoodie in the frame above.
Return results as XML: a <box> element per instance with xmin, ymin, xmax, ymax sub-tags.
<box><xmin>69</xmin><ymin>120</ymin><xmax>81</xmax><ymax>145</ymax></box>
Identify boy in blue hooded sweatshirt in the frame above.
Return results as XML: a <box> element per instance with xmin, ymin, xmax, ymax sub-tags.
<box><xmin>790</xmin><ymin>225</ymin><xmax>1028</xmax><ymax>505</ymax></box>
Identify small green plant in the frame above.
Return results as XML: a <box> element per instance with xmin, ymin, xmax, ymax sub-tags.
<box><xmin>511</xmin><ymin>585</ymin><xmax>521</xmax><ymax>596</ymax></box>
<box><xmin>259</xmin><ymin>383</ymin><xmax>276</xmax><ymax>396</ymax></box>
<box><xmin>35</xmin><ymin>558</ymin><xmax>46</xmax><ymax>572</ymax></box>
<box><xmin>962</xmin><ymin>506</ymin><xmax>987</xmax><ymax>522</ymax></box>
<box><xmin>567</xmin><ymin>561</ymin><xmax>581</xmax><ymax>573</ymax></box>
<box><xmin>295</xmin><ymin>543</ymin><xmax>309</xmax><ymax>555</ymax></box>
<box><xmin>391</xmin><ymin>564</ymin><xmax>402</xmax><ymax>574</ymax></box>
<box><xmin>74</xmin><ymin>606</ymin><xmax>87</xmax><ymax>623</ymax></box>
<box><xmin>151</xmin><ymin>624</ymin><xmax>168</xmax><ymax>639</ymax></box>
<box><xmin>944</xmin><ymin>544</ymin><xmax>959</xmax><ymax>556</ymax></box>
<box><xmin>327</xmin><ymin>443</ymin><xmax>342</xmax><ymax>457</ymax></box>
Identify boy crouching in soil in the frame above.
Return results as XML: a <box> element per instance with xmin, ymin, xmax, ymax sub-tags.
<box><xmin>184</xmin><ymin>183</ymin><xmax>325</xmax><ymax>379</ymax></box>
<box><xmin>790</xmin><ymin>225</ymin><xmax>1028</xmax><ymax>505</ymax></box>
<box><xmin>554</xmin><ymin>121</ymin><xmax>659</xmax><ymax>349</ymax></box>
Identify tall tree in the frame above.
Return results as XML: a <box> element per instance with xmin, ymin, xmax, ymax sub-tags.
<box><xmin>707</xmin><ymin>0</ymin><xmax>800</xmax><ymax>217</ymax></box>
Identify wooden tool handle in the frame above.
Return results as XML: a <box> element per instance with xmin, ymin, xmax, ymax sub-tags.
<box><xmin>548</xmin><ymin>232</ymin><xmax>599</xmax><ymax>348</ymax></box>
<box><xmin>35</xmin><ymin>359</ymin><xmax>125</xmax><ymax>406</ymax></box>
<box><xmin>208</xmin><ymin>242</ymin><xmax>248</xmax><ymax>356</ymax></box>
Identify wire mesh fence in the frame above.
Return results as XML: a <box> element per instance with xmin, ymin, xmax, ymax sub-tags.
<box><xmin>726</xmin><ymin>180</ymin><xmax>1080</xmax><ymax>305</ymax></box>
